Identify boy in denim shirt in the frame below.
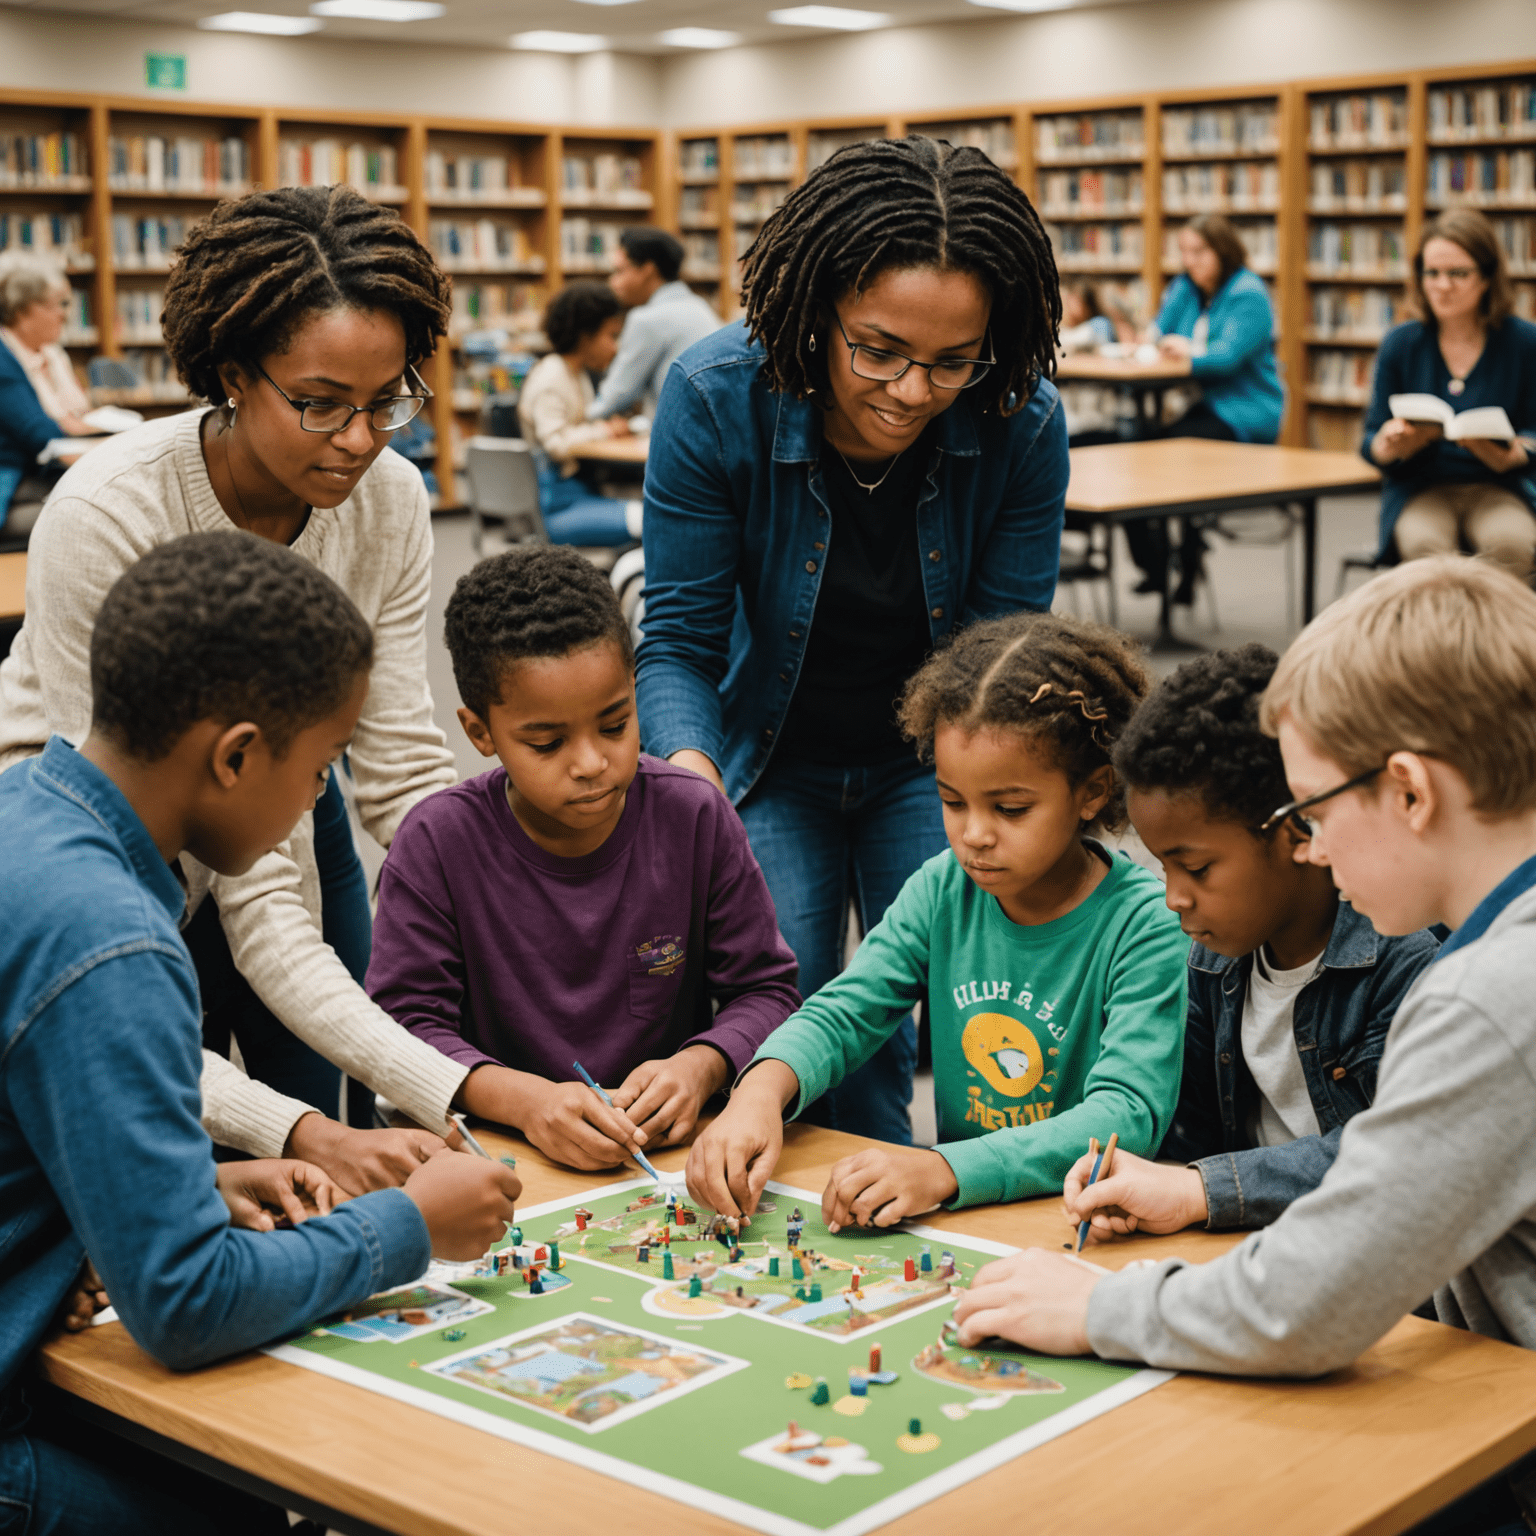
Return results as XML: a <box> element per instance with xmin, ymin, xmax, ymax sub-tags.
<box><xmin>0</xmin><ymin>533</ymin><xmax>518</xmax><ymax>1534</ymax></box>
<box><xmin>1063</xmin><ymin>645</ymin><xmax>1438</xmax><ymax>1239</ymax></box>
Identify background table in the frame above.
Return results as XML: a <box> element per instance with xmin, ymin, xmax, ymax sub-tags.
<box><xmin>40</xmin><ymin>1122</ymin><xmax>1536</xmax><ymax>1536</ymax></box>
<box><xmin>1056</xmin><ymin>352</ymin><xmax>1192</xmax><ymax>436</ymax></box>
<box><xmin>1066</xmin><ymin>438</ymin><xmax>1382</xmax><ymax>647</ymax></box>
<box><xmin>0</xmin><ymin>552</ymin><xmax>25</xmax><ymax>621</ymax></box>
<box><xmin>571</xmin><ymin>436</ymin><xmax>650</xmax><ymax>465</ymax></box>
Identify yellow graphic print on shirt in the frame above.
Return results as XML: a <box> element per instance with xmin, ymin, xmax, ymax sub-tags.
<box><xmin>961</xmin><ymin>1012</ymin><xmax>1045</xmax><ymax>1098</ymax></box>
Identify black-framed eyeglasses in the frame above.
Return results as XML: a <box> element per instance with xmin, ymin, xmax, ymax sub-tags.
<box><xmin>831</xmin><ymin>310</ymin><xmax>995</xmax><ymax>391</ymax></box>
<box><xmin>1259</xmin><ymin>767</ymin><xmax>1382</xmax><ymax>837</ymax></box>
<box><xmin>256</xmin><ymin>362</ymin><xmax>432</xmax><ymax>434</ymax></box>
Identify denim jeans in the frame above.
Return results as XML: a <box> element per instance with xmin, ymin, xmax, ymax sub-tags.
<box><xmin>0</xmin><ymin>1387</ymin><xmax>288</xmax><ymax>1536</ymax></box>
<box><xmin>537</xmin><ymin>462</ymin><xmax>633</xmax><ymax>546</ymax></box>
<box><xmin>737</xmin><ymin>752</ymin><xmax>947</xmax><ymax>1145</ymax></box>
<box><xmin>186</xmin><ymin>768</ymin><xmax>376</xmax><ymax>1131</ymax></box>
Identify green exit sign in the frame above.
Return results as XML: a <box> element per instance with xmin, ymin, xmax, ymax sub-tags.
<box><xmin>145</xmin><ymin>53</ymin><xmax>186</xmax><ymax>90</ymax></box>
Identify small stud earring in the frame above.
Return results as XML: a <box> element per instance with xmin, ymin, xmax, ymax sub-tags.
<box><xmin>226</xmin><ymin>397</ymin><xmax>237</xmax><ymax>427</ymax></box>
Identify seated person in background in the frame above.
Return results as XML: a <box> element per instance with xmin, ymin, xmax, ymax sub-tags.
<box><xmin>1059</xmin><ymin>278</ymin><xmax>1118</xmax><ymax>353</ymax></box>
<box><xmin>1363</xmin><ymin>208</ymin><xmax>1536</xmax><ymax>579</ymax></box>
<box><xmin>0</xmin><ymin>530</ymin><xmax>517</xmax><ymax>1534</ymax></box>
<box><xmin>367</xmin><ymin>545</ymin><xmax>801</xmax><ymax>1171</ymax></box>
<box><xmin>585</xmin><ymin>226</ymin><xmax>720</xmax><ymax>424</ymax></box>
<box><xmin>1066</xmin><ymin>643</ymin><xmax>1438</xmax><ymax>1242</ymax></box>
<box><xmin>1057</xmin><ymin>278</ymin><xmax>1124</xmax><ymax>448</ymax></box>
<box><xmin>518</xmin><ymin>280</ymin><xmax>643</xmax><ymax>547</ymax></box>
<box><xmin>0</xmin><ymin>252</ymin><xmax>95</xmax><ymax>523</ymax></box>
<box><xmin>687</xmin><ymin>613</ymin><xmax>1189</xmax><ymax>1230</ymax></box>
<box><xmin>1129</xmin><ymin>214</ymin><xmax>1285</xmax><ymax>604</ymax></box>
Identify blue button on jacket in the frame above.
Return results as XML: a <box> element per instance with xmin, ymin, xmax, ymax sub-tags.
<box><xmin>0</xmin><ymin>738</ymin><xmax>431</xmax><ymax>1390</ymax></box>
<box><xmin>636</xmin><ymin>322</ymin><xmax>1069</xmax><ymax>803</ymax></box>
<box><xmin>1157</xmin><ymin>900</ymin><xmax>1440</xmax><ymax>1229</ymax></box>
<box><xmin>1155</xmin><ymin>268</ymin><xmax>1284</xmax><ymax>444</ymax></box>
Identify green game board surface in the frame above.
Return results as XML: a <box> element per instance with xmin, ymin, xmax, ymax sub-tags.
<box><xmin>268</xmin><ymin>1179</ymin><xmax>1170</xmax><ymax>1536</ymax></box>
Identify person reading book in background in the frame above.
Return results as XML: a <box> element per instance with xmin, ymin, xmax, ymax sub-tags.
<box><xmin>1364</xmin><ymin>208</ymin><xmax>1536</xmax><ymax>577</ymax></box>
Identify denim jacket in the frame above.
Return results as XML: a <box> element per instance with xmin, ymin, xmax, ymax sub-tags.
<box><xmin>635</xmin><ymin>322</ymin><xmax>1068</xmax><ymax>803</ymax></box>
<box><xmin>1158</xmin><ymin>900</ymin><xmax>1440</xmax><ymax>1229</ymax></box>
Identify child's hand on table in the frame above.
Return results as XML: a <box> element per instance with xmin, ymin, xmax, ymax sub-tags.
<box><xmin>216</xmin><ymin>1158</ymin><xmax>346</xmax><ymax>1232</ymax></box>
<box><xmin>821</xmin><ymin>1146</ymin><xmax>958</xmax><ymax>1233</ymax></box>
<box><xmin>612</xmin><ymin>1044</ymin><xmax>729</xmax><ymax>1148</ymax></box>
<box><xmin>403</xmin><ymin>1147</ymin><xmax>522</xmax><ymax>1259</ymax></box>
<box><xmin>58</xmin><ymin>1259</ymin><xmax>110</xmax><ymax>1332</ymax></box>
<box><xmin>1062</xmin><ymin>1147</ymin><xmax>1208</xmax><ymax>1243</ymax></box>
<box><xmin>952</xmin><ymin>1249</ymin><xmax>1107</xmax><ymax>1356</ymax></box>
<box><xmin>685</xmin><ymin>1060</ymin><xmax>797</xmax><ymax>1219</ymax></box>
<box><xmin>519</xmin><ymin>1078</ymin><xmax>653</xmax><ymax>1170</ymax></box>
<box><xmin>284</xmin><ymin>1112</ymin><xmax>447</xmax><ymax>1195</ymax></box>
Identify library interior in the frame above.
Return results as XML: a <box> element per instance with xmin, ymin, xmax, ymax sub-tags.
<box><xmin>2</xmin><ymin>3</ymin><xmax>1536</xmax><ymax>1535</ymax></box>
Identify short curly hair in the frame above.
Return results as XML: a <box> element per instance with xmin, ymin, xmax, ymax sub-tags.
<box><xmin>91</xmin><ymin>531</ymin><xmax>373</xmax><ymax>762</ymax></box>
<box><xmin>898</xmin><ymin>612</ymin><xmax>1152</xmax><ymax>832</ymax></box>
<box><xmin>544</xmin><ymin>279</ymin><xmax>622</xmax><ymax>355</ymax></box>
<box><xmin>444</xmin><ymin>545</ymin><xmax>634</xmax><ymax>720</ymax></box>
<box><xmin>162</xmin><ymin>184</ymin><xmax>450</xmax><ymax>406</ymax></box>
<box><xmin>1113</xmin><ymin>644</ymin><xmax>1287</xmax><ymax>830</ymax></box>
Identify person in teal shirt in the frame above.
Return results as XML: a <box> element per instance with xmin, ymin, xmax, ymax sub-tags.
<box><xmin>686</xmin><ymin>611</ymin><xmax>1189</xmax><ymax>1226</ymax></box>
<box><xmin>1130</xmin><ymin>213</ymin><xmax>1285</xmax><ymax>604</ymax></box>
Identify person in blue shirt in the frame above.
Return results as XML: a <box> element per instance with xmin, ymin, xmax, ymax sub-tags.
<box><xmin>0</xmin><ymin>530</ymin><xmax>519</xmax><ymax>1535</ymax></box>
<box><xmin>1363</xmin><ymin>208</ymin><xmax>1536</xmax><ymax>578</ymax></box>
<box><xmin>638</xmin><ymin>136</ymin><xmax>1067</xmax><ymax>1145</ymax></box>
<box><xmin>1128</xmin><ymin>213</ymin><xmax>1284</xmax><ymax>604</ymax></box>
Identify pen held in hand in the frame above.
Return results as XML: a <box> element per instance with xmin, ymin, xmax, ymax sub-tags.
<box><xmin>1075</xmin><ymin>1132</ymin><xmax>1119</xmax><ymax>1253</ymax></box>
<box><xmin>571</xmin><ymin>1058</ymin><xmax>665</xmax><ymax>1183</ymax></box>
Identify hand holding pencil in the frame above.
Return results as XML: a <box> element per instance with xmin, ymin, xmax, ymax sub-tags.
<box><xmin>1063</xmin><ymin>1141</ymin><xmax>1211</xmax><ymax>1243</ymax></box>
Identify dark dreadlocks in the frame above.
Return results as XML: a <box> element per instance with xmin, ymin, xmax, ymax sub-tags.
<box><xmin>739</xmin><ymin>135</ymin><xmax>1060</xmax><ymax>416</ymax></box>
<box><xmin>162</xmin><ymin>184</ymin><xmax>450</xmax><ymax>406</ymax></box>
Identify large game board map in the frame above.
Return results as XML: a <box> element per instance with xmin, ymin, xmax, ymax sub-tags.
<box><xmin>268</xmin><ymin>1179</ymin><xmax>1171</xmax><ymax>1536</ymax></box>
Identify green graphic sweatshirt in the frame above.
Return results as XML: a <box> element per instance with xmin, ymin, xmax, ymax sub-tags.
<box><xmin>755</xmin><ymin>844</ymin><xmax>1189</xmax><ymax>1207</ymax></box>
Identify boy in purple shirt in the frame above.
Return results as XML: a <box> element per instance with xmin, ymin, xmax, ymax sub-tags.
<box><xmin>368</xmin><ymin>546</ymin><xmax>801</xmax><ymax>1170</ymax></box>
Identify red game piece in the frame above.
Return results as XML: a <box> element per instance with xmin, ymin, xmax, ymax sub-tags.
<box><xmin>904</xmin><ymin>1256</ymin><xmax>917</xmax><ymax>1282</ymax></box>
<box><xmin>869</xmin><ymin>1343</ymin><xmax>882</xmax><ymax>1373</ymax></box>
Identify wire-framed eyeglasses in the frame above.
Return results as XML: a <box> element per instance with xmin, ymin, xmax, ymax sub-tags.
<box><xmin>256</xmin><ymin>362</ymin><xmax>432</xmax><ymax>434</ymax></box>
<box><xmin>1259</xmin><ymin>766</ymin><xmax>1383</xmax><ymax>837</ymax></box>
<box><xmin>831</xmin><ymin>310</ymin><xmax>995</xmax><ymax>391</ymax></box>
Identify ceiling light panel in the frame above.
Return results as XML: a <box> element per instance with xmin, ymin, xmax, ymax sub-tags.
<box><xmin>311</xmin><ymin>0</ymin><xmax>445</xmax><ymax>18</ymax></box>
<box><xmin>509</xmin><ymin>29</ymin><xmax>608</xmax><ymax>50</ymax></box>
<box><xmin>767</xmin><ymin>5</ymin><xmax>891</xmax><ymax>28</ymax></box>
<box><xmin>657</xmin><ymin>26</ymin><xmax>741</xmax><ymax>47</ymax></box>
<box><xmin>199</xmin><ymin>11</ymin><xmax>325</xmax><ymax>32</ymax></box>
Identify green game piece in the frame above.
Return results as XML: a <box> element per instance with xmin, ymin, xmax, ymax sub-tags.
<box><xmin>810</xmin><ymin>1378</ymin><xmax>829</xmax><ymax>1406</ymax></box>
<box><xmin>500</xmin><ymin>1155</ymin><xmax>518</xmax><ymax>1169</ymax></box>
<box><xmin>909</xmin><ymin>1418</ymin><xmax>922</xmax><ymax>1436</ymax></box>
<box><xmin>440</xmin><ymin>1328</ymin><xmax>467</xmax><ymax>1342</ymax></box>
<box><xmin>791</xmin><ymin>1258</ymin><xmax>804</xmax><ymax>1280</ymax></box>
<box><xmin>768</xmin><ymin>1256</ymin><xmax>780</xmax><ymax>1277</ymax></box>
<box><xmin>549</xmin><ymin>1241</ymin><xmax>561</xmax><ymax>1270</ymax></box>
<box><xmin>662</xmin><ymin>1251</ymin><xmax>675</xmax><ymax>1280</ymax></box>
<box><xmin>688</xmin><ymin>1275</ymin><xmax>701</xmax><ymax>1298</ymax></box>
<box><xmin>808</xmin><ymin>1283</ymin><xmax>822</xmax><ymax>1303</ymax></box>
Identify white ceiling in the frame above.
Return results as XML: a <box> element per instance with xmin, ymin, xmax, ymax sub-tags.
<box><xmin>1</xmin><ymin>0</ymin><xmax>1077</xmax><ymax>53</ymax></box>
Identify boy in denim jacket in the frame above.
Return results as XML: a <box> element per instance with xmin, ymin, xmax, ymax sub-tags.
<box><xmin>1062</xmin><ymin>644</ymin><xmax>1438</xmax><ymax>1239</ymax></box>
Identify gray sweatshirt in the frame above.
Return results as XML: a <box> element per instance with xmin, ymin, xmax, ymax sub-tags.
<box><xmin>1087</xmin><ymin>882</ymin><xmax>1536</xmax><ymax>1377</ymax></box>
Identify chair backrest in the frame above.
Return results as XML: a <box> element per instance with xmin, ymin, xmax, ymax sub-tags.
<box><xmin>465</xmin><ymin>436</ymin><xmax>545</xmax><ymax>549</ymax></box>
<box><xmin>87</xmin><ymin>357</ymin><xmax>139</xmax><ymax>390</ymax></box>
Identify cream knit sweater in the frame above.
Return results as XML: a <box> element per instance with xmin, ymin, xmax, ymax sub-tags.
<box><xmin>0</xmin><ymin>409</ymin><xmax>468</xmax><ymax>1154</ymax></box>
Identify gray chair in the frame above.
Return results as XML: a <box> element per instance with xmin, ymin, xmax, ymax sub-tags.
<box><xmin>465</xmin><ymin>435</ymin><xmax>546</xmax><ymax>556</ymax></box>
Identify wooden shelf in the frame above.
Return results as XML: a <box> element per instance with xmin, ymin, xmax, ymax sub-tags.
<box><xmin>1306</xmin><ymin>199</ymin><xmax>1408</xmax><ymax>214</ymax></box>
<box><xmin>1307</xmin><ymin>137</ymin><xmax>1412</xmax><ymax>154</ymax></box>
<box><xmin>0</xmin><ymin>177</ymin><xmax>92</xmax><ymax>193</ymax></box>
<box><xmin>1306</xmin><ymin>388</ymin><xmax>1372</xmax><ymax>406</ymax></box>
<box><xmin>1039</xmin><ymin>205</ymin><xmax>1145</xmax><ymax>220</ymax></box>
<box><xmin>425</xmin><ymin>190</ymin><xmax>545</xmax><ymax>209</ymax></box>
<box><xmin>1304</xmin><ymin>331</ymin><xmax>1389</xmax><ymax>345</ymax></box>
<box><xmin>1159</xmin><ymin>145</ymin><xmax>1280</xmax><ymax>162</ymax></box>
<box><xmin>1427</xmin><ymin>131</ymin><xmax>1536</xmax><ymax>149</ymax></box>
<box><xmin>107</xmin><ymin>183</ymin><xmax>252</xmax><ymax>199</ymax></box>
<box><xmin>558</xmin><ymin>189</ymin><xmax>653</xmax><ymax>210</ymax></box>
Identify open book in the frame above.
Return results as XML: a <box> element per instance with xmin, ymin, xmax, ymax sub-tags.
<box><xmin>1389</xmin><ymin>394</ymin><xmax>1517</xmax><ymax>441</ymax></box>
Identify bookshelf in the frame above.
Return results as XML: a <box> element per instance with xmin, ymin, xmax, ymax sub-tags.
<box><xmin>677</xmin><ymin>134</ymin><xmax>723</xmax><ymax>313</ymax></box>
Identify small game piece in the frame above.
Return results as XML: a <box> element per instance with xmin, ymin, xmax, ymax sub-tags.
<box><xmin>662</xmin><ymin>1251</ymin><xmax>675</xmax><ymax>1280</ymax></box>
<box><xmin>868</xmin><ymin>1371</ymin><xmax>899</xmax><ymax>1385</ymax></box>
<box><xmin>810</xmin><ymin>1378</ymin><xmax>830</xmax><ymax>1406</ymax></box>
<box><xmin>868</xmin><ymin>1344</ymin><xmax>882</xmax><ymax>1373</ymax></box>
<box><xmin>729</xmin><ymin>1244</ymin><xmax>743</xmax><ymax>1264</ymax></box>
<box><xmin>848</xmin><ymin>1372</ymin><xmax>868</xmax><ymax>1398</ymax></box>
<box><xmin>768</xmin><ymin>1256</ymin><xmax>780</xmax><ymax>1277</ymax></box>
<box><xmin>500</xmin><ymin>1154</ymin><xmax>518</xmax><ymax>1171</ymax></box>
<box><xmin>919</xmin><ymin>1245</ymin><xmax>932</xmax><ymax>1274</ymax></box>
<box><xmin>637</xmin><ymin>1243</ymin><xmax>649</xmax><ymax>1263</ymax></box>
<box><xmin>897</xmin><ymin>1419</ymin><xmax>942</xmax><ymax>1454</ymax></box>
<box><xmin>509</xmin><ymin>1225</ymin><xmax>523</xmax><ymax>1247</ymax></box>
<box><xmin>529</xmin><ymin>1275</ymin><xmax>544</xmax><ymax>1294</ymax></box>
<box><xmin>688</xmin><ymin>1275</ymin><xmax>702</xmax><ymax>1298</ymax></box>
<box><xmin>574</xmin><ymin>1207</ymin><xmax>592</xmax><ymax>1231</ymax></box>
<box><xmin>849</xmin><ymin>1267</ymin><xmax>861</xmax><ymax>1294</ymax></box>
<box><xmin>548</xmin><ymin>1241</ymin><xmax>561</xmax><ymax>1271</ymax></box>
<box><xmin>661</xmin><ymin>1226</ymin><xmax>671</xmax><ymax>1246</ymax></box>
<box><xmin>736</xmin><ymin>1285</ymin><xmax>744</xmax><ymax>1298</ymax></box>
<box><xmin>792</xmin><ymin>1257</ymin><xmax>805</xmax><ymax>1281</ymax></box>
<box><xmin>785</xmin><ymin>1372</ymin><xmax>813</xmax><ymax>1389</ymax></box>
<box><xmin>939</xmin><ymin>1251</ymin><xmax>956</xmax><ymax>1279</ymax></box>
<box><xmin>909</xmin><ymin>1418</ymin><xmax>921</xmax><ymax>1435</ymax></box>
<box><xmin>903</xmin><ymin>1256</ymin><xmax>917</xmax><ymax>1282</ymax></box>
<box><xmin>808</xmin><ymin>1282</ymin><xmax>822</xmax><ymax>1303</ymax></box>
<box><xmin>440</xmin><ymin>1328</ymin><xmax>467</xmax><ymax>1342</ymax></box>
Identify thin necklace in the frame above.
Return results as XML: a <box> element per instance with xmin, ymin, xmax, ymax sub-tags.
<box><xmin>836</xmin><ymin>444</ymin><xmax>904</xmax><ymax>495</ymax></box>
<box><xmin>220</xmin><ymin>425</ymin><xmax>255</xmax><ymax>526</ymax></box>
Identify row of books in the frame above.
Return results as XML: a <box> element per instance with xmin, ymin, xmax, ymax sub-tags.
<box><xmin>429</xmin><ymin>218</ymin><xmax>541</xmax><ymax>270</ymax></box>
<box><xmin>1037</xmin><ymin>169</ymin><xmax>1144</xmax><ymax>216</ymax></box>
<box><xmin>425</xmin><ymin>152</ymin><xmax>527</xmax><ymax>197</ymax></box>
<box><xmin>1308</xmin><ymin>285</ymin><xmax>1399</xmax><ymax>339</ymax></box>
<box><xmin>1163</xmin><ymin>220</ymin><xmax>1277</xmax><ymax>268</ymax></box>
<box><xmin>1428</xmin><ymin>84</ymin><xmax>1536</xmax><ymax>142</ymax></box>
<box><xmin>1308</xmin><ymin>93</ymin><xmax>1407</xmax><ymax>149</ymax></box>
<box><xmin>1309</xmin><ymin>347</ymin><xmax>1375</xmax><ymax>402</ymax></box>
<box><xmin>1036</xmin><ymin>113</ymin><xmax>1144</xmax><ymax>162</ymax></box>
<box><xmin>806</xmin><ymin>130</ymin><xmax>880</xmax><ymax>174</ymax></box>
<box><xmin>277</xmin><ymin>139</ymin><xmax>401</xmax><ymax>195</ymax></box>
<box><xmin>678</xmin><ymin>185</ymin><xmax>716</xmax><ymax>222</ymax></box>
<box><xmin>115</xmin><ymin>287</ymin><xmax>164</xmax><ymax>344</ymax></box>
<box><xmin>560</xmin><ymin>154</ymin><xmax>644</xmax><ymax>194</ymax></box>
<box><xmin>679</xmin><ymin>139</ymin><xmax>720</xmax><ymax>178</ymax></box>
<box><xmin>111</xmin><ymin>214</ymin><xmax>190</xmax><ymax>269</ymax></box>
<box><xmin>1309</xmin><ymin>158</ymin><xmax>1407</xmax><ymax>211</ymax></box>
<box><xmin>917</xmin><ymin>121</ymin><xmax>1016</xmax><ymax>164</ymax></box>
<box><xmin>107</xmin><ymin>135</ymin><xmax>248</xmax><ymax>194</ymax></box>
<box><xmin>99</xmin><ymin>347</ymin><xmax>188</xmax><ymax>400</ymax></box>
<box><xmin>0</xmin><ymin>212</ymin><xmax>89</xmax><ymax>267</ymax></box>
<box><xmin>1493</xmin><ymin>215</ymin><xmax>1536</xmax><ymax>271</ymax></box>
<box><xmin>681</xmin><ymin>231</ymin><xmax>719</xmax><ymax>273</ymax></box>
<box><xmin>1426</xmin><ymin>150</ymin><xmax>1536</xmax><ymax>205</ymax></box>
<box><xmin>62</xmin><ymin>286</ymin><xmax>92</xmax><ymax>339</ymax></box>
<box><xmin>1161</xmin><ymin>105</ymin><xmax>1278</xmax><ymax>156</ymax></box>
<box><xmin>0</xmin><ymin>132</ymin><xmax>88</xmax><ymax>188</ymax></box>
<box><xmin>730</xmin><ymin>184</ymin><xmax>790</xmax><ymax>224</ymax></box>
<box><xmin>449</xmin><ymin>280</ymin><xmax>540</xmax><ymax>333</ymax></box>
<box><xmin>733</xmin><ymin>135</ymin><xmax>794</xmax><ymax>180</ymax></box>
<box><xmin>1052</xmin><ymin>222</ymin><xmax>1145</xmax><ymax>267</ymax></box>
<box><xmin>1075</xmin><ymin>276</ymin><xmax>1149</xmax><ymax>327</ymax></box>
<box><xmin>559</xmin><ymin>217</ymin><xmax>630</xmax><ymax>267</ymax></box>
<box><xmin>1307</xmin><ymin>222</ymin><xmax>1407</xmax><ymax>276</ymax></box>
<box><xmin>1163</xmin><ymin>161</ymin><xmax>1279</xmax><ymax>212</ymax></box>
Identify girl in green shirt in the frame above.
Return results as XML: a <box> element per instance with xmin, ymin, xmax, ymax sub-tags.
<box><xmin>686</xmin><ymin>612</ymin><xmax>1189</xmax><ymax>1225</ymax></box>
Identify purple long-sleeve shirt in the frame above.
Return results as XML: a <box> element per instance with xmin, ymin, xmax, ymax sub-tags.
<box><xmin>367</xmin><ymin>755</ymin><xmax>801</xmax><ymax>1087</ymax></box>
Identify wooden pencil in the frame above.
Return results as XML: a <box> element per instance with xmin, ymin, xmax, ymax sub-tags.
<box><xmin>1074</xmin><ymin>1132</ymin><xmax>1119</xmax><ymax>1253</ymax></box>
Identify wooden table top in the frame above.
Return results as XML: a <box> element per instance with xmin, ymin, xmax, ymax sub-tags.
<box><xmin>0</xmin><ymin>551</ymin><xmax>26</xmax><ymax>620</ymax></box>
<box><xmin>571</xmin><ymin>435</ymin><xmax>650</xmax><ymax>464</ymax></box>
<box><xmin>1067</xmin><ymin>437</ymin><xmax>1382</xmax><ymax>514</ymax></box>
<box><xmin>39</xmin><ymin>1122</ymin><xmax>1536</xmax><ymax>1536</ymax></box>
<box><xmin>1056</xmin><ymin>353</ymin><xmax>1192</xmax><ymax>383</ymax></box>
